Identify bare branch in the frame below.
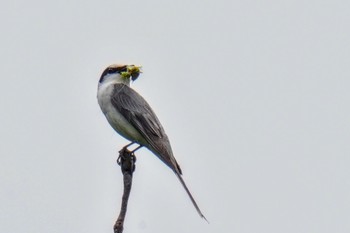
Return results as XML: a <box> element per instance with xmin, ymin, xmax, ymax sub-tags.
<box><xmin>114</xmin><ymin>148</ymin><xmax>136</xmax><ymax>233</ymax></box>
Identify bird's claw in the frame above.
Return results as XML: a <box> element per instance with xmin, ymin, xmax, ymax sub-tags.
<box><xmin>117</xmin><ymin>146</ymin><xmax>137</xmax><ymax>172</ymax></box>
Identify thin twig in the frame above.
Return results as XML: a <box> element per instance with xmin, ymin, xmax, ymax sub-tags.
<box><xmin>114</xmin><ymin>148</ymin><xmax>136</xmax><ymax>233</ymax></box>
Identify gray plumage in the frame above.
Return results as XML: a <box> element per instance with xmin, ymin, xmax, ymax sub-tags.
<box><xmin>97</xmin><ymin>64</ymin><xmax>206</xmax><ymax>221</ymax></box>
<box><xmin>111</xmin><ymin>84</ymin><xmax>183</xmax><ymax>174</ymax></box>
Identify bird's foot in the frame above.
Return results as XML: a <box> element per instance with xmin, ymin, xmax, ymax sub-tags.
<box><xmin>117</xmin><ymin>147</ymin><xmax>136</xmax><ymax>172</ymax></box>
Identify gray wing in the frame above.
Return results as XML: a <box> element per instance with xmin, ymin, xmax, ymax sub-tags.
<box><xmin>111</xmin><ymin>83</ymin><xmax>182</xmax><ymax>174</ymax></box>
<box><xmin>112</xmin><ymin>84</ymin><xmax>207</xmax><ymax>220</ymax></box>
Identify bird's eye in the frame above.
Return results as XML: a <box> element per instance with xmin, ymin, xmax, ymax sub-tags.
<box><xmin>99</xmin><ymin>65</ymin><xmax>130</xmax><ymax>83</ymax></box>
<box><xmin>107</xmin><ymin>66</ymin><xmax>128</xmax><ymax>74</ymax></box>
<box><xmin>107</xmin><ymin>68</ymin><xmax>116</xmax><ymax>73</ymax></box>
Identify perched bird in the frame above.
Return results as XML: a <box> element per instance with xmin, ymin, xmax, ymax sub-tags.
<box><xmin>97</xmin><ymin>64</ymin><xmax>206</xmax><ymax>220</ymax></box>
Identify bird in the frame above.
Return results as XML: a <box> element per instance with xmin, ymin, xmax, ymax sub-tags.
<box><xmin>97</xmin><ymin>64</ymin><xmax>207</xmax><ymax>221</ymax></box>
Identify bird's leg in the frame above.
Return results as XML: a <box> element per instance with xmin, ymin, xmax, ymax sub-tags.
<box><xmin>124</xmin><ymin>141</ymin><xmax>135</xmax><ymax>149</ymax></box>
<box><xmin>131</xmin><ymin>145</ymin><xmax>143</xmax><ymax>154</ymax></box>
<box><xmin>118</xmin><ymin>144</ymin><xmax>142</xmax><ymax>164</ymax></box>
<box><xmin>123</xmin><ymin>145</ymin><xmax>142</xmax><ymax>164</ymax></box>
<box><xmin>121</xmin><ymin>145</ymin><xmax>142</xmax><ymax>164</ymax></box>
<box><xmin>117</xmin><ymin>142</ymin><xmax>135</xmax><ymax>165</ymax></box>
<box><xmin>117</xmin><ymin>146</ymin><xmax>137</xmax><ymax>172</ymax></box>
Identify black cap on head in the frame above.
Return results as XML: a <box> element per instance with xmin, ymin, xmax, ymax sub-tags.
<box><xmin>99</xmin><ymin>65</ymin><xmax>127</xmax><ymax>83</ymax></box>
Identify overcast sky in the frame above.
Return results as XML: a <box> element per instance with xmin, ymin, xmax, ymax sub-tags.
<box><xmin>1</xmin><ymin>0</ymin><xmax>350</xmax><ymax>232</ymax></box>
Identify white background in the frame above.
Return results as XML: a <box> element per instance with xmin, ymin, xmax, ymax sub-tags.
<box><xmin>1</xmin><ymin>0</ymin><xmax>349</xmax><ymax>232</ymax></box>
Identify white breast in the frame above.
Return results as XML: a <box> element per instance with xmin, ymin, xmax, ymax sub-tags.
<box><xmin>97</xmin><ymin>81</ymin><xmax>147</xmax><ymax>145</ymax></box>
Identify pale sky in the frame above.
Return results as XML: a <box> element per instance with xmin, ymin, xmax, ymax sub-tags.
<box><xmin>1</xmin><ymin>0</ymin><xmax>350</xmax><ymax>232</ymax></box>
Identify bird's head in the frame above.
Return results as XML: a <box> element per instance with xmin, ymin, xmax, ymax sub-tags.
<box><xmin>99</xmin><ymin>64</ymin><xmax>142</xmax><ymax>85</ymax></box>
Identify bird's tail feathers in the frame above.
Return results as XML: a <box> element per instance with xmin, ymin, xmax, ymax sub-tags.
<box><xmin>175</xmin><ymin>172</ymin><xmax>208</xmax><ymax>223</ymax></box>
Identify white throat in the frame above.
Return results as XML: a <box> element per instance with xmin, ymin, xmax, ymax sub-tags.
<box><xmin>97</xmin><ymin>73</ymin><xmax>130</xmax><ymax>113</ymax></box>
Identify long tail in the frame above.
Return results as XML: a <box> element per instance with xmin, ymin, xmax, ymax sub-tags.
<box><xmin>175</xmin><ymin>172</ymin><xmax>208</xmax><ymax>222</ymax></box>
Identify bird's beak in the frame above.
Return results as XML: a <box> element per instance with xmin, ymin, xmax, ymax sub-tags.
<box><xmin>127</xmin><ymin>65</ymin><xmax>142</xmax><ymax>81</ymax></box>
